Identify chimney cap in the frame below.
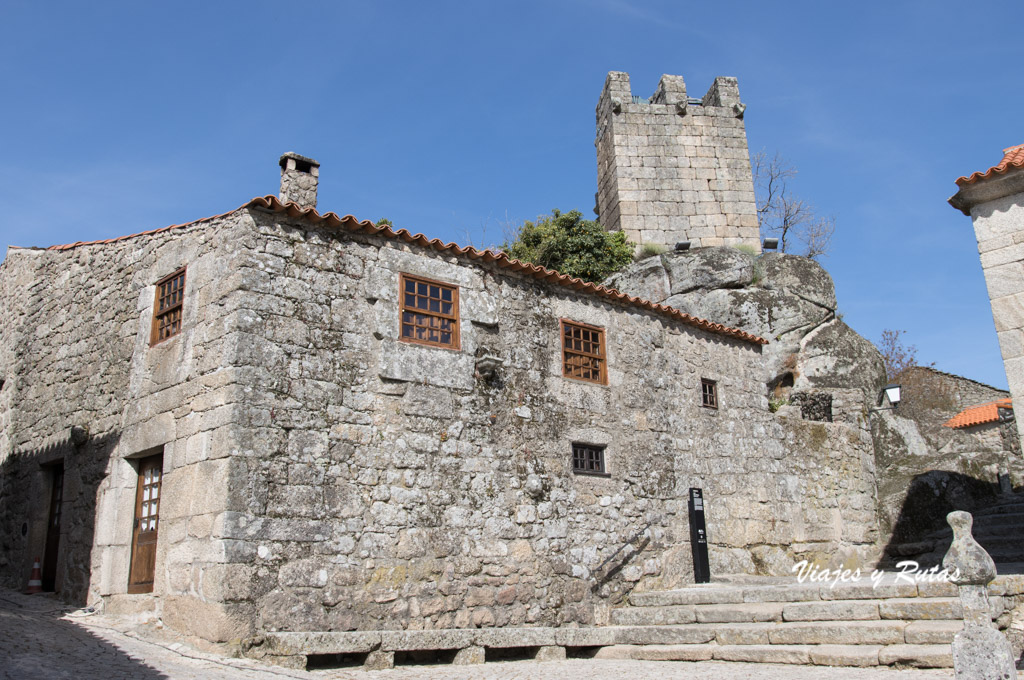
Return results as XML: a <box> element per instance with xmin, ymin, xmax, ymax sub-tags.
<box><xmin>279</xmin><ymin>151</ymin><xmax>320</xmax><ymax>170</ymax></box>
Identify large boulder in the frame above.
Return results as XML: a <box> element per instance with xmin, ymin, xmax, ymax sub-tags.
<box><xmin>664</xmin><ymin>247</ymin><xmax>754</xmax><ymax>294</ymax></box>
<box><xmin>798</xmin><ymin>319</ymin><xmax>886</xmax><ymax>397</ymax></box>
<box><xmin>606</xmin><ymin>245</ymin><xmax>882</xmax><ymax>398</ymax></box>
<box><xmin>758</xmin><ymin>253</ymin><xmax>836</xmax><ymax>311</ymax></box>
<box><xmin>605</xmin><ymin>255</ymin><xmax>669</xmax><ymax>303</ymax></box>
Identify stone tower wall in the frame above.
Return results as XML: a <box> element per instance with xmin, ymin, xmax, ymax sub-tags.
<box><xmin>595</xmin><ymin>71</ymin><xmax>760</xmax><ymax>252</ymax></box>
<box><xmin>969</xmin><ymin>188</ymin><xmax>1024</xmax><ymax>446</ymax></box>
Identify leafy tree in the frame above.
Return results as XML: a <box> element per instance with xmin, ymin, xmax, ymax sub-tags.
<box><xmin>754</xmin><ymin>151</ymin><xmax>835</xmax><ymax>260</ymax></box>
<box><xmin>500</xmin><ymin>209</ymin><xmax>633</xmax><ymax>284</ymax></box>
<box><xmin>376</xmin><ymin>218</ymin><xmax>393</xmax><ymax>227</ymax></box>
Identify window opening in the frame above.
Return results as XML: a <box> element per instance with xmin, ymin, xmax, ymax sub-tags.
<box><xmin>399</xmin><ymin>274</ymin><xmax>460</xmax><ymax>349</ymax></box>
<box><xmin>572</xmin><ymin>442</ymin><xmax>608</xmax><ymax>476</ymax></box>
<box><xmin>151</xmin><ymin>268</ymin><xmax>186</xmax><ymax>345</ymax></box>
<box><xmin>561</xmin><ymin>320</ymin><xmax>607</xmax><ymax>384</ymax></box>
<box><xmin>701</xmin><ymin>378</ymin><xmax>718</xmax><ymax>409</ymax></box>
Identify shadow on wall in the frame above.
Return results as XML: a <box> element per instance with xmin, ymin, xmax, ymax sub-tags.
<box><xmin>878</xmin><ymin>469</ymin><xmax>1016</xmax><ymax>570</ymax></box>
<box><xmin>0</xmin><ymin>591</ymin><xmax>169</xmax><ymax>678</ymax></box>
<box><xmin>0</xmin><ymin>431</ymin><xmax>120</xmax><ymax>604</ymax></box>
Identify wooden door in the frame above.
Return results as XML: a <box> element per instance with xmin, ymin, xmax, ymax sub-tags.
<box><xmin>42</xmin><ymin>463</ymin><xmax>64</xmax><ymax>592</ymax></box>
<box><xmin>127</xmin><ymin>455</ymin><xmax>163</xmax><ymax>593</ymax></box>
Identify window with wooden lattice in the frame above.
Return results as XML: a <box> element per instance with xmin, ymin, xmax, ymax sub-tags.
<box><xmin>701</xmin><ymin>378</ymin><xmax>718</xmax><ymax>409</ymax></box>
<box><xmin>561</xmin><ymin>320</ymin><xmax>607</xmax><ymax>384</ymax></box>
<box><xmin>399</xmin><ymin>274</ymin><xmax>460</xmax><ymax>349</ymax></box>
<box><xmin>150</xmin><ymin>268</ymin><xmax>186</xmax><ymax>345</ymax></box>
<box><xmin>572</xmin><ymin>442</ymin><xmax>608</xmax><ymax>476</ymax></box>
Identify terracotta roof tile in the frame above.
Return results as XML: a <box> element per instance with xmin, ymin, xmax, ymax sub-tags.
<box><xmin>942</xmin><ymin>398</ymin><xmax>1012</xmax><ymax>429</ymax></box>
<box><xmin>245</xmin><ymin>196</ymin><xmax>768</xmax><ymax>346</ymax></box>
<box><xmin>28</xmin><ymin>196</ymin><xmax>769</xmax><ymax>346</ymax></box>
<box><xmin>956</xmin><ymin>144</ymin><xmax>1024</xmax><ymax>186</ymax></box>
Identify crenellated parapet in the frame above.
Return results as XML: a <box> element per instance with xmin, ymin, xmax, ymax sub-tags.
<box><xmin>596</xmin><ymin>71</ymin><xmax>759</xmax><ymax>252</ymax></box>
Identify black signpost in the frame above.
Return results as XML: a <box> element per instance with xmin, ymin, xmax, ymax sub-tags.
<box><xmin>688</xmin><ymin>487</ymin><xmax>710</xmax><ymax>584</ymax></box>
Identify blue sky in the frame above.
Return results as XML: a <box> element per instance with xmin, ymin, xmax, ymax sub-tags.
<box><xmin>2</xmin><ymin>1</ymin><xmax>1021</xmax><ymax>389</ymax></box>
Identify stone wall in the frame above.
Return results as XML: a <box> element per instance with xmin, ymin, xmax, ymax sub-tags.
<box><xmin>969</xmin><ymin>189</ymin><xmax>1024</xmax><ymax>446</ymax></box>
<box><xmin>214</xmin><ymin>208</ymin><xmax>880</xmax><ymax>636</ymax></box>
<box><xmin>872</xmin><ymin>366</ymin><xmax>1023</xmax><ymax>555</ymax></box>
<box><xmin>1</xmin><ymin>204</ymin><xmax>884</xmax><ymax>644</ymax></box>
<box><xmin>595</xmin><ymin>72</ymin><xmax>759</xmax><ymax>252</ymax></box>
<box><xmin>0</xmin><ymin>214</ymin><xmax>256</xmax><ymax>642</ymax></box>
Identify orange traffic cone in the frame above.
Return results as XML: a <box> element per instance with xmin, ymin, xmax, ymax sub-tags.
<box><xmin>26</xmin><ymin>557</ymin><xmax>42</xmax><ymax>594</ymax></box>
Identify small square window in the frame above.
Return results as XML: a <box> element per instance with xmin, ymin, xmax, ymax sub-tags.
<box><xmin>561</xmin><ymin>320</ymin><xmax>607</xmax><ymax>384</ymax></box>
<box><xmin>701</xmin><ymin>378</ymin><xmax>718</xmax><ymax>409</ymax></box>
<box><xmin>151</xmin><ymin>267</ymin><xmax>186</xmax><ymax>345</ymax></box>
<box><xmin>399</xmin><ymin>274</ymin><xmax>460</xmax><ymax>349</ymax></box>
<box><xmin>572</xmin><ymin>442</ymin><xmax>608</xmax><ymax>476</ymax></box>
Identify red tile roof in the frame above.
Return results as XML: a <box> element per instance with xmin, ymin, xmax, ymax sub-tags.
<box><xmin>956</xmin><ymin>144</ymin><xmax>1024</xmax><ymax>186</ymax></box>
<box><xmin>245</xmin><ymin>196</ymin><xmax>768</xmax><ymax>345</ymax></box>
<box><xmin>24</xmin><ymin>196</ymin><xmax>769</xmax><ymax>346</ymax></box>
<box><xmin>943</xmin><ymin>398</ymin><xmax>1012</xmax><ymax>429</ymax></box>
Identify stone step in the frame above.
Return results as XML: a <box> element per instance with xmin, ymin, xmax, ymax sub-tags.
<box><xmin>972</xmin><ymin>511</ymin><xmax>1024</xmax><ymax>527</ymax></box>
<box><xmin>595</xmin><ymin>642</ymin><xmax>953</xmax><ymax>668</ymax></box>
<box><xmin>628</xmin><ymin>581</ymin><xmax>926</xmax><ymax>608</ymax></box>
<box><xmin>605</xmin><ymin>618</ymin><xmax>967</xmax><ymax>647</ymax></box>
<box><xmin>613</xmin><ymin>598</ymin><xmax>982</xmax><ymax>626</ymax></box>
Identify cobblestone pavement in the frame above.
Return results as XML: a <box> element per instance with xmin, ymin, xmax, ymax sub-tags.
<box><xmin>0</xmin><ymin>588</ymin><xmax>969</xmax><ymax>680</ymax></box>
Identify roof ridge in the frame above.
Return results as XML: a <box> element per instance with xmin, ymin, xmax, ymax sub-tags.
<box><xmin>956</xmin><ymin>142</ymin><xmax>1024</xmax><ymax>186</ymax></box>
<box><xmin>20</xmin><ymin>194</ymin><xmax>769</xmax><ymax>346</ymax></box>
<box><xmin>942</xmin><ymin>397</ymin><xmax>1013</xmax><ymax>429</ymax></box>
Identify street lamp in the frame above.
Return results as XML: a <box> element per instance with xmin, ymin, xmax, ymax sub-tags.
<box><xmin>872</xmin><ymin>384</ymin><xmax>902</xmax><ymax>411</ymax></box>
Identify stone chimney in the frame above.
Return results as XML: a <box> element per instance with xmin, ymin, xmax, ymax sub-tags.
<box><xmin>279</xmin><ymin>152</ymin><xmax>320</xmax><ymax>209</ymax></box>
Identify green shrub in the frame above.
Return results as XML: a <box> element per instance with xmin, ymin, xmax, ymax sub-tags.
<box><xmin>501</xmin><ymin>209</ymin><xmax>634</xmax><ymax>284</ymax></box>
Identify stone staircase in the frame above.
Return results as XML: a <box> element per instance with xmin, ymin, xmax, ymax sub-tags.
<box><xmin>887</xmin><ymin>492</ymin><xmax>1024</xmax><ymax>569</ymax></box>
<box><xmin>596</xmin><ymin>573</ymin><xmax>1024</xmax><ymax>668</ymax></box>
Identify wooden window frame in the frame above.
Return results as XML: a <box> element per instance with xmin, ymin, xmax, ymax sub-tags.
<box><xmin>150</xmin><ymin>267</ymin><xmax>186</xmax><ymax>346</ymax></box>
<box><xmin>571</xmin><ymin>442</ymin><xmax>609</xmax><ymax>477</ymax></box>
<box><xmin>560</xmin><ymin>319</ymin><xmax>607</xmax><ymax>385</ymax></box>
<box><xmin>398</xmin><ymin>273</ymin><xmax>460</xmax><ymax>350</ymax></box>
<box><xmin>701</xmin><ymin>378</ymin><xmax>719</xmax><ymax>409</ymax></box>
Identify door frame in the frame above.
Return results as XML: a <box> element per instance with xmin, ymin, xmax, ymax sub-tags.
<box><xmin>127</xmin><ymin>452</ymin><xmax>164</xmax><ymax>594</ymax></box>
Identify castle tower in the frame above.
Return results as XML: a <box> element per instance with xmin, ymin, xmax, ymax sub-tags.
<box><xmin>595</xmin><ymin>71</ymin><xmax>760</xmax><ymax>251</ymax></box>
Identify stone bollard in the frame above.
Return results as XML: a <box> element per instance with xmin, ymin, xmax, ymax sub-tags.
<box><xmin>941</xmin><ymin>510</ymin><xmax>1017</xmax><ymax>679</ymax></box>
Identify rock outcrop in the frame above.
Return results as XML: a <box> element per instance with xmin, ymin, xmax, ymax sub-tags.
<box><xmin>606</xmin><ymin>248</ymin><xmax>886</xmax><ymax>406</ymax></box>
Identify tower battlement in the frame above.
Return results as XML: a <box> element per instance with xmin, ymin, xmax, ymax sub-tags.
<box><xmin>595</xmin><ymin>71</ymin><xmax>759</xmax><ymax>252</ymax></box>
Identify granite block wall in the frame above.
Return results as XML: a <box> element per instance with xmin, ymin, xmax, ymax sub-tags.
<box><xmin>215</xmin><ymin>208</ymin><xmax>879</xmax><ymax>635</ymax></box>
<box><xmin>0</xmin><ymin>214</ymin><xmax>257</xmax><ymax>641</ymax></box>
<box><xmin>1</xmin><ymin>204</ymin><xmax>883</xmax><ymax>643</ymax></box>
<box><xmin>970</xmin><ymin>190</ymin><xmax>1024</xmax><ymax>446</ymax></box>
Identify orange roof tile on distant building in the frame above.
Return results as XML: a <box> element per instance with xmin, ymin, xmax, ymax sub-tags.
<box><xmin>943</xmin><ymin>398</ymin><xmax>1013</xmax><ymax>429</ymax></box>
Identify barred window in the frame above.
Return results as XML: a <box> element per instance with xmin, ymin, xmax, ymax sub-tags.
<box><xmin>572</xmin><ymin>442</ymin><xmax>608</xmax><ymax>476</ymax></box>
<box><xmin>561</xmin><ymin>320</ymin><xmax>607</xmax><ymax>384</ymax></box>
<box><xmin>151</xmin><ymin>268</ymin><xmax>186</xmax><ymax>345</ymax></box>
<box><xmin>701</xmin><ymin>378</ymin><xmax>718</xmax><ymax>409</ymax></box>
<box><xmin>399</xmin><ymin>274</ymin><xmax>460</xmax><ymax>349</ymax></box>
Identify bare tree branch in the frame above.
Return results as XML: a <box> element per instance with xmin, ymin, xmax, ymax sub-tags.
<box><xmin>753</xmin><ymin>150</ymin><xmax>834</xmax><ymax>260</ymax></box>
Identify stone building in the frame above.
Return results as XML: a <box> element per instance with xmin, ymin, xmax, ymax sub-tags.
<box><xmin>950</xmin><ymin>143</ymin><xmax>1024</xmax><ymax>446</ymax></box>
<box><xmin>0</xmin><ymin>142</ymin><xmax>883</xmax><ymax>648</ymax></box>
<box><xmin>595</xmin><ymin>72</ymin><xmax>760</xmax><ymax>252</ymax></box>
